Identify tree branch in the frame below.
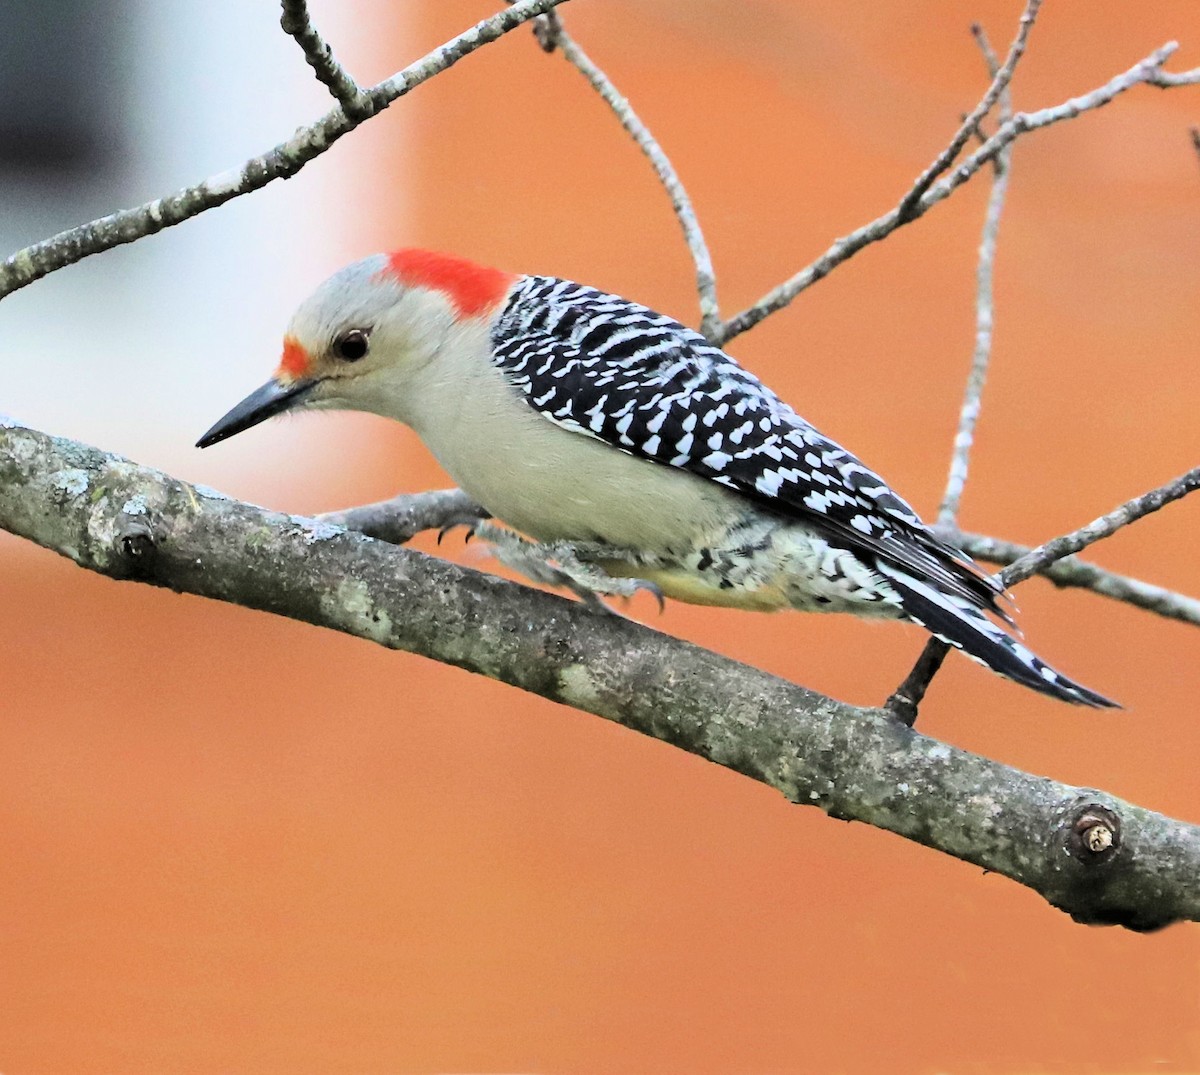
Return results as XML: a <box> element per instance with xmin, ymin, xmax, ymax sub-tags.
<box><xmin>533</xmin><ymin>10</ymin><xmax>720</xmax><ymax>337</ymax></box>
<box><xmin>1</xmin><ymin>418</ymin><xmax>1198</xmax><ymax>931</ymax></box>
<box><xmin>279</xmin><ymin>0</ymin><xmax>369</xmax><ymax>118</ymax></box>
<box><xmin>1148</xmin><ymin>69</ymin><xmax>1200</xmax><ymax>88</ymax></box>
<box><xmin>0</xmin><ymin>0</ymin><xmax>571</xmax><ymax>301</ymax></box>
<box><xmin>713</xmin><ymin>42</ymin><xmax>1200</xmax><ymax>345</ymax></box>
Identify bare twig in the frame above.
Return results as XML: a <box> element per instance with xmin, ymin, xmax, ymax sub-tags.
<box><xmin>1147</xmin><ymin>69</ymin><xmax>1200</xmax><ymax>88</ymax></box>
<box><xmin>887</xmin><ymin>644</ymin><xmax>951</xmax><ymax>726</ymax></box>
<box><xmin>320</xmin><ymin>488</ymin><xmax>487</xmax><ymax>545</ymax></box>
<box><xmin>2</xmin><ymin>418</ymin><xmax>1199</xmax><ymax>931</ymax></box>
<box><xmin>1001</xmin><ymin>466</ymin><xmax>1200</xmax><ymax>588</ymax></box>
<box><xmin>0</xmin><ymin>0</ymin><xmax>571</xmax><ymax>301</ymax></box>
<box><xmin>891</xmin><ymin>25</ymin><xmax>1016</xmax><ymax>725</ymax></box>
<box><xmin>938</xmin><ymin>23</ymin><xmax>1012</xmax><ymax>528</ymax></box>
<box><xmin>715</xmin><ymin>43</ymin><xmax>1200</xmax><ymax>345</ymax></box>
<box><xmin>279</xmin><ymin>0</ymin><xmax>369</xmax><ymax>117</ymax></box>
<box><xmin>950</xmin><ymin>530</ymin><xmax>1200</xmax><ymax>627</ymax></box>
<box><xmin>889</xmin><ymin>467</ymin><xmax>1200</xmax><ymax>722</ymax></box>
<box><xmin>539</xmin><ymin>15</ymin><xmax>720</xmax><ymax>337</ymax></box>
<box><xmin>896</xmin><ymin>0</ymin><xmax>1041</xmax><ymax>221</ymax></box>
<box><xmin>1191</xmin><ymin>126</ymin><xmax>1200</xmax><ymax>165</ymax></box>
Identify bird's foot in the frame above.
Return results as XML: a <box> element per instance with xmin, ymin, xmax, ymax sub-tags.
<box><xmin>466</xmin><ymin>523</ymin><xmax>664</xmax><ymax>614</ymax></box>
<box><xmin>435</xmin><ymin>510</ymin><xmax>493</xmax><ymax>545</ymax></box>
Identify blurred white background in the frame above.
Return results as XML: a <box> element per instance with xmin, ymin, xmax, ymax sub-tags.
<box><xmin>0</xmin><ymin>0</ymin><xmax>407</xmax><ymax>497</ymax></box>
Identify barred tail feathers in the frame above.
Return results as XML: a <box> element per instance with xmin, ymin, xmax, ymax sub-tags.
<box><xmin>877</xmin><ymin>562</ymin><xmax>1118</xmax><ymax>708</ymax></box>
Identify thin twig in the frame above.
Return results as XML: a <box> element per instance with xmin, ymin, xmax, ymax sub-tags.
<box><xmin>896</xmin><ymin>0</ymin><xmax>1041</xmax><ymax>221</ymax></box>
<box><xmin>1001</xmin><ymin>466</ymin><xmax>1200</xmax><ymax>587</ymax></box>
<box><xmin>938</xmin><ymin>24</ymin><xmax>1012</xmax><ymax>528</ymax></box>
<box><xmin>888</xmin><ymin>40</ymin><xmax>1200</xmax><ymax>723</ymax></box>
<box><xmin>319</xmin><ymin>488</ymin><xmax>487</xmax><ymax>545</ymax></box>
<box><xmin>949</xmin><ymin>530</ymin><xmax>1200</xmax><ymax>627</ymax></box>
<box><xmin>1191</xmin><ymin>126</ymin><xmax>1200</xmax><ymax>166</ymax></box>
<box><xmin>1147</xmin><ymin>69</ymin><xmax>1200</xmax><ymax>88</ymax></box>
<box><xmin>0</xmin><ymin>0</ymin><xmax>571</xmax><ymax>302</ymax></box>
<box><xmin>279</xmin><ymin>0</ymin><xmax>369</xmax><ymax>117</ymax></box>
<box><xmin>890</xmin><ymin>24</ymin><xmax>1017</xmax><ymax>725</ymax></box>
<box><xmin>887</xmin><ymin>645</ymin><xmax>950</xmax><ymax>726</ymax></box>
<box><xmin>714</xmin><ymin>42</ymin><xmax>1199</xmax><ymax>345</ymax></box>
<box><xmin>540</xmin><ymin>13</ymin><xmax>720</xmax><ymax>337</ymax></box>
<box><xmin>889</xmin><ymin>467</ymin><xmax>1200</xmax><ymax>723</ymax></box>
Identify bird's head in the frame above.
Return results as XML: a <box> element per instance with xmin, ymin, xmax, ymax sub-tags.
<box><xmin>196</xmin><ymin>249</ymin><xmax>515</xmax><ymax>448</ymax></box>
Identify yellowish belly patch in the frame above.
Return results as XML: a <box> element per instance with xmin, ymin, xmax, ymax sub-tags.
<box><xmin>598</xmin><ymin>561</ymin><xmax>791</xmax><ymax>611</ymax></box>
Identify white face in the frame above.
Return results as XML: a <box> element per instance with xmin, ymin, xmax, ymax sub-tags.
<box><xmin>198</xmin><ymin>251</ymin><xmax>499</xmax><ymax>449</ymax></box>
<box><xmin>277</xmin><ymin>254</ymin><xmax>463</xmax><ymax>421</ymax></box>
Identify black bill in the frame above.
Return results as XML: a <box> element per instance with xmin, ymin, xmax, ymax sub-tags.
<box><xmin>196</xmin><ymin>377</ymin><xmax>317</xmax><ymax>448</ymax></box>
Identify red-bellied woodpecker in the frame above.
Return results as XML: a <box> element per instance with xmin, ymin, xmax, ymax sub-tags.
<box><xmin>198</xmin><ymin>248</ymin><xmax>1114</xmax><ymax>707</ymax></box>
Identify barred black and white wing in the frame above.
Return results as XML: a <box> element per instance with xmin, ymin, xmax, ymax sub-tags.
<box><xmin>489</xmin><ymin>275</ymin><xmax>1115</xmax><ymax>707</ymax></box>
<box><xmin>492</xmin><ymin>277</ymin><xmax>1002</xmax><ymax>607</ymax></box>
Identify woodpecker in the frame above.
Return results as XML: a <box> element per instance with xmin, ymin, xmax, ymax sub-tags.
<box><xmin>198</xmin><ymin>248</ymin><xmax>1115</xmax><ymax>707</ymax></box>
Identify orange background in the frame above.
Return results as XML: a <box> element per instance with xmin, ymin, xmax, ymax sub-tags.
<box><xmin>3</xmin><ymin>1</ymin><xmax>1200</xmax><ymax>1071</ymax></box>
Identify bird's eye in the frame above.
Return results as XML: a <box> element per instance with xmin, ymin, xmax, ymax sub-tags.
<box><xmin>333</xmin><ymin>329</ymin><xmax>370</xmax><ymax>362</ymax></box>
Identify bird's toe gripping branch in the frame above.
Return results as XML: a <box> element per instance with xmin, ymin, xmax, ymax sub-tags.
<box><xmin>462</xmin><ymin>522</ymin><xmax>664</xmax><ymax>614</ymax></box>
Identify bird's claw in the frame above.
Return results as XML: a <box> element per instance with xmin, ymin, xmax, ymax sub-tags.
<box><xmin>436</xmin><ymin>517</ymin><xmax>486</xmax><ymax>545</ymax></box>
<box><xmin>464</xmin><ymin>523</ymin><xmax>664</xmax><ymax>614</ymax></box>
<box><xmin>625</xmin><ymin>577</ymin><xmax>665</xmax><ymax>614</ymax></box>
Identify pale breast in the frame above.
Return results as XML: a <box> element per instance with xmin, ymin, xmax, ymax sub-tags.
<box><xmin>418</xmin><ymin>360</ymin><xmax>743</xmax><ymax>549</ymax></box>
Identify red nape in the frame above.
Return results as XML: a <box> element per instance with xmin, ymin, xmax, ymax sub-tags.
<box><xmin>277</xmin><ymin>336</ymin><xmax>311</xmax><ymax>380</ymax></box>
<box><xmin>383</xmin><ymin>249</ymin><xmax>516</xmax><ymax>318</ymax></box>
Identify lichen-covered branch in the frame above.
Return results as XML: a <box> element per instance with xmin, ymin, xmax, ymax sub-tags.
<box><xmin>0</xmin><ymin>0</ymin><xmax>571</xmax><ymax>301</ymax></box>
<box><xmin>714</xmin><ymin>42</ymin><xmax>1200</xmax><ymax>344</ymax></box>
<box><xmin>534</xmin><ymin>10</ymin><xmax>720</xmax><ymax>337</ymax></box>
<box><xmin>1</xmin><ymin>418</ymin><xmax>1198</xmax><ymax>931</ymax></box>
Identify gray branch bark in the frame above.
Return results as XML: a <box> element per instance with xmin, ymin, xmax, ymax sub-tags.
<box><xmin>2</xmin><ymin>419</ymin><xmax>1198</xmax><ymax>932</ymax></box>
<box><xmin>889</xmin><ymin>22</ymin><xmax>1018</xmax><ymax>722</ymax></box>
<box><xmin>896</xmin><ymin>0</ymin><xmax>1039</xmax><ymax>221</ymax></box>
<box><xmin>279</xmin><ymin>0</ymin><xmax>369</xmax><ymax>117</ymax></box>
<box><xmin>951</xmin><ymin>530</ymin><xmax>1200</xmax><ymax>627</ymax></box>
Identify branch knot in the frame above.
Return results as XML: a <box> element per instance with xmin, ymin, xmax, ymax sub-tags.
<box><xmin>1064</xmin><ymin>803</ymin><xmax>1122</xmax><ymax>865</ymax></box>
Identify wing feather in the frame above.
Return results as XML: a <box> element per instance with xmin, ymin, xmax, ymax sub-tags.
<box><xmin>491</xmin><ymin>276</ymin><xmax>1008</xmax><ymax>619</ymax></box>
